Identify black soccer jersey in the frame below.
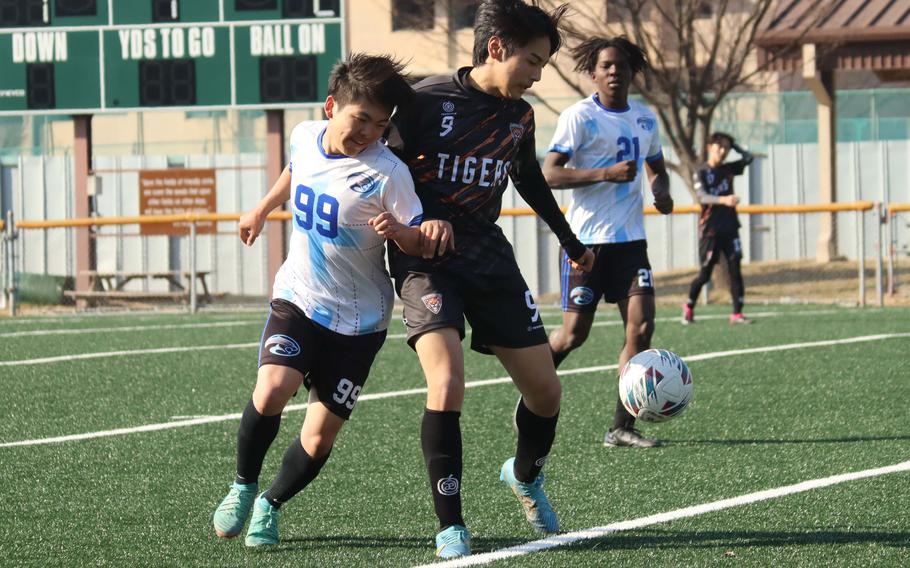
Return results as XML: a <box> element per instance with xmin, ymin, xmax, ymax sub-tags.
<box><xmin>387</xmin><ymin>67</ymin><xmax>585</xmax><ymax>275</ymax></box>
<box><xmin>694</xmin><ymin>159</ymin><xmax>749</xmax><ymax>238</ymax></box>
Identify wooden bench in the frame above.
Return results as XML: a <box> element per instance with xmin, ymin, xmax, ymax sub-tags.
<box><xmin>76</xmin><ymin>271</ymin><xmax>213</xmax><ymax>304</ymax></box>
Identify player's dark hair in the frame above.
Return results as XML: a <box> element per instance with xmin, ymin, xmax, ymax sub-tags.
<box><xmin>571</xmin><ymin>36</ymin><xmax>649</xmax><ymax>76</ymax></box>
<box><xmin>472</xmin><ymin>1</ymin><xmax>569</xmax><ymax>66</ymax></box>
<box><xmin>328</xmin><ymin>53</ymin><xmax>414</xmax><ymax>113</ymax></box>
<box><xmin>709</xmin><ymin>132</ymin><xmax>735</xmax><ymax>147</ymax></box>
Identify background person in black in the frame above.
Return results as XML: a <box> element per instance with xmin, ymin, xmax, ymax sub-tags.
<box><xmin>386</xmin><ymin>0</ymin><xmax>594</xmax><ymax>559</ymax></box>
<box><xmin>683</xmin><ymin>132</ymin><xmax>754</xmax><ymax>324</ymax></box>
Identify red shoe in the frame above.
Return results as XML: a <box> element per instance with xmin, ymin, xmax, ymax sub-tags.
<box><xmin>681</xmin><ymin>304</ymin><xmax>694</xmax><ymax>325</ymax></box>
<box><xmin>730</xmin><ymin>313</ymin><xmax>753</xmax><ymax>324</ymax></box>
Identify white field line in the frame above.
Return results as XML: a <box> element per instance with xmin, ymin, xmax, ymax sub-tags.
<box><xmin>1</xmin><ymin>332</ymin><xmax>907</xmax><ymax>448</ymax></box>
<box><xmin>0</xmin><ymin>320</ymin><xmax>261</xmax><ymax>338</ymax></box>
<box><xmin>0</xmin><ymin>308</ymin><xmax>841</xmax><ymax>367</ymax></box>
<box><xmin>415</xmin><ymin>459</ymin><xmax>910</xmax><ymax>568</ymax></box>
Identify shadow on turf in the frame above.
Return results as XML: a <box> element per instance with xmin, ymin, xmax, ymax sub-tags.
<box><xmin>563</xmin><ymin>527</ymin><xmax>910</xmax><ymax>551</ymax></box>
<box><xmin>254</xmin><ymin>535</ymin><xmax>528</xmax><ymax>553</ymax></box>
<box><xmin>666</xmin><ymin>435</ymin><xmax>910</xmax><ymax>446</ymax></box>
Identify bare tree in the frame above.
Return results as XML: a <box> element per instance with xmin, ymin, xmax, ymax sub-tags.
<box><xmin>542</xmin><ymin>0</ymin><xmax>834</xmax><ymax>199</ymax></box>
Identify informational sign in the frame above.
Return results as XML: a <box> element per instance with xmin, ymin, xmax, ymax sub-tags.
<box><xmin>0</xmin><ymin>0</ymin><xmax>344</xmax><ymax>115</ymax></box>
<box><xmin>139</xmin><ymin>168</ymin><xmax>217</xmax><ymax>235</ymax></box>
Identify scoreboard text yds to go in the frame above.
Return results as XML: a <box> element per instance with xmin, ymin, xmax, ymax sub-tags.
<box><xmin>0</xmin><ymin>0</ymin><xmax>344</xmax><ymax>115</ymax></box>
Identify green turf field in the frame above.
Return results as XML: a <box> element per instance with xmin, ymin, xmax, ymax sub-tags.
<box><xmin>1</xmin><ymin>305</ymin><xmax>908</xmax><ymax>567</ymax></box>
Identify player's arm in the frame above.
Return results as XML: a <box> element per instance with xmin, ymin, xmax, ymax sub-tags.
<box><xmin>370</xmin><ymin>214</ymin><xmax>454</xmax><ymax>259</ymax></box>
<box><xmin>239</xmin><ymin>164</ymin><xmax>291</xmax><ymax>246</ymax></box>
<box><xmin>694</xmin><ymin>170</ymin><xmax>738</xmax><ymax>208</ymax></box>
<box><xmin>542</xmin><ymin>151</ymin><xmax>637</xmax><ymax>189</ymax></box>
<box><xmin>513</xmin><ymin>137</ymin><xmax>594</xmax><ymax>272</ymax></box>
<box><xmin>644</xmin><ymin>155</ymin><xmax>673</xmax><ymax>214</ymax></box>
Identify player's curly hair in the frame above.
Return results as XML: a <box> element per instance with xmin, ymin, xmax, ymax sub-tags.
<box><xmin>328</xmin><ymin>53</ymin><xmax>414</xmax><ymax>112</ymax></box>
<box><xmin>570</xmin><ymin>36</ymin><xmax>649</xmax><ymax>76</ymax></box>
<box><xmin>472</xmin><ymin>0</ymin><xmax>570</xmax><ymax>66</ymax></box>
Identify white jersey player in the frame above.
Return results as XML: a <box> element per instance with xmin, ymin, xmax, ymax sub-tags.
<box><xmin>273</xmin><ymin>120</ymin><xmax>423</xmax><ymax>336</ymax></box>
<box><xmin>212</xmin><ymin>54</ymin><xmax>453</xmax><ymax>549</ymax></box>
<box><xmin>549</xmin><ymin>96</ymin><xmax>663</xmax><ymax>245</ymax></box>
<box><xmin>543</xmin><ymin>37</ymin><xmax>674</xmax><ymax>449</ymax></box>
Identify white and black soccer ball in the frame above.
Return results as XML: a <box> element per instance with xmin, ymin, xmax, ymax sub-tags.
<box><xmin>619</xmin><ymin>349</ymin><xmax>693</xmax><ymax>423</ymax></box>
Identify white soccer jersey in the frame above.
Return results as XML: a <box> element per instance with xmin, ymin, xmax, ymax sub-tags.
<box><xmin>273</xmin><ymin>121</ymin><xmax>423</xmax><ymax>336</ymax></box>
<box><xmin>548</xmin><ymin>95</ymin><xmax>663</xmax><ymax>244</ymax></box>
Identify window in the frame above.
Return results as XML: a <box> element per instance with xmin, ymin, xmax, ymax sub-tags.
<box><xmin>450</xmin><ymin>0</ymin><xmax>478</xmax><ymax>30</ymax></box>
<box><xmin>392</xmin><ymin>0</ymin><xmax>433</xmax><ymax>31</ymax></box>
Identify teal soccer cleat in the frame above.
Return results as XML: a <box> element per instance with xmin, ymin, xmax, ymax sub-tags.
<box><xmin>213</xmin><ymin>482</ymin><xmax>258</xmax><ymax>538</ymax></box>
<box><xmin>499</xmin><ymin>457</ymin><xmax>559</xmax><ymax>534</ymax></box>
<box><xmin>245</xmin><ymin>494</ymin><xmax>281</xmax><ymax>547</ymax></box>
<box><xmin>435</xmin><ymin>524</ymin><xmax>471</xmax><ymax>559</ymax></box>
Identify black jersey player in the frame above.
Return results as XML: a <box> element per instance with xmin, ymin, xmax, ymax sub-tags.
<box><xmin>683</xmin><ymin>132</ymin><xmax>754</xmax><ymax>324</ymax></box>
<box><xmin>387</xmin><ymin>0</ymin><xmax>594</xmax><ymax>559</ymax></box>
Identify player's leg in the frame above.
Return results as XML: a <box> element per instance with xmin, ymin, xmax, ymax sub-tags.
<box><xmin>414</xmin><ymin>328</ymin><xmax>471</xmax><ymax>557</ymax></box>
<box><xmin>245</xmin><ymin>392</ymin><xmax>343</xmax><ymax>547</ymax></box>
<box><xmin>549</xmin><ymin>248</ymin><xmax>600</xmax><ymax>367</ymax></box>
<box><xmin>397</xmin><ymin>271</ymin><xmax>471</xmax><ymax>558</ymax></box>
<box><xmin>725</xmin><ymin>235</ymin><xmax>751</xmax><ymax>323</ymax></box>
<box><xmin>605</xmin><ymin>248</ymin><xmax>660</xmax><ymax>448</ymax></box>
<box><xmin>214</xmin><ymin>301</ymin><xmax>308</xmax><ymax>539</ymax></box>
<box><xmin>493</xmin><ymin>344</ymin><xmax>562</xmax><ymax>535</ymax></box>
<box><xmin>684</xmin><ymin>237</ymin><xmax>719</xmax><ymax>324</ymax></box>
<box><xmin>213</xmin><ymin>364</ymin><xmax>303</xmax><ymax>538</ymax></box>
<box><xmin>467</xmin><ymin>271</ymin><xmax>561</xmax><ymax>534</ymax></box>
<box><xmin>246</xmin><ymin>325</ymin><xmax>385</xmax><ymax>547</ymax></box>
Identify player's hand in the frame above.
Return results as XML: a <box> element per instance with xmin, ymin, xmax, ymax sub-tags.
<box><xmin>369</xmin><ymin>212</ymin><xmax>405</xmax><ymax>239</ymax></box>
<box><xmin>653</xmin><ymin>189</ymin><xmax>674</xmax><ymax>214</ymax></box>
<box><xmin>418</xmin><ymin>220</ymin><xmax>455</xmax><ymax>259</ymax></box>
<box><xmin>721</xmin><ymin>195</ymin><xmax>740</xmax><ymax>207</ymax></box>
<box><xmin>238</xmin><ymin>209</ymin><xmax>266</xmax><ymax>246</ymax></box>
<box><xmin>602</xmin><ymin>160</ymin><xmax>637</xmax><ymax>183</ymax></box>
<box><xmin>569</xmin><ymin>248</ymin><xmax>595</xmax><ymax>273</ymax></box>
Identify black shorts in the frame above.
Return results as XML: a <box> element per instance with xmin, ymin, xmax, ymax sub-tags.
<box><xmin>561</xmin><ymin>240</ymin><xmax>655</xmax><ymax>312</ymax></box>
<box><xmin>699</xmin><ymin>232</ymin><xmax>742</xmax><ymax>266</ymax></box>
<box><xmin>257</xmin><ymin>299</ymin><xmax>386</xmax><ymax>420</ymax></box>
<box><xmin>395</xmin><ymin>266</ymin><xmax>547</xmax><ymax>355</ymax></box>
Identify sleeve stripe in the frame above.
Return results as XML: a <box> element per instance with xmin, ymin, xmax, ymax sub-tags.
<box><xmin>645</xmin><ymin>150</ymin><xmax>663</xmax><ymax>163</ymax></box>
<box><xmin>548</xmin><ymin>144</ymin><xmax>574</xmax><ymax>157</ymax></box>
<box><xmin>408</xmin><ymin>214</ymin><xmax>424</xmax><ymax>227</ymax></box>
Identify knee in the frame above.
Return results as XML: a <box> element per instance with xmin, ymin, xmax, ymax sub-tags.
<box><xmin>253</xmin><ymin>375</ymin><xmax>298</xmax><ymax>415</ymax></box>
<box><xmin>426</xmin><ymin>375</ymin><xmax>465</xmax><ymax>410</ymax></box>
<box><xmin>302</xmin><ymin>434</ymin><xmax>335</xmax><ymax>458</ymax></box>
<box><xmin>524</xmin><ymin>376</ymin><xmax>562</xmax><ymax>416</ymax></box>
<box><xmin>557</xmin><ymin>326</ymin><xmax>590</xmax><ymax>351</ymax></box>
<box><xmin>628</xmin><ymin>319</ymin><xmax>654</xmax><ymax>348</ymax></box>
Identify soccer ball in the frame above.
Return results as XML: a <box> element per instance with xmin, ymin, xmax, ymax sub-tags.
<box><xmin>619</xmin><ymin>349</ymin><xmax>693</xmax><ymax>422</ymax></box>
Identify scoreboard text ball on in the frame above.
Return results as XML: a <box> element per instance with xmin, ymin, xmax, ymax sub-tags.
<box><xmin>0</xmin><ymin>0</ymin><xmax>344</xmax><ymax>115</ymax></box>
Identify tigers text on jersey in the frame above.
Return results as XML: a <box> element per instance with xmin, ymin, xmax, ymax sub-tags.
<box><xmin>388</xmin><ymin>67</ymin><xmax>585</xmax><ymax>275</ymax></box>
<box><xmin>273</xmin><ymin>120</ymin><xmax>423</xmax><ymax>336</ymax></box>
<box><xmin>548</xmin><ymin>95</ymin><xmax>663</xmax><ymax>244</ymax></box>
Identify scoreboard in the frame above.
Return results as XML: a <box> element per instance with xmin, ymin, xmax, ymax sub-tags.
<box><xmin>0</xmin><ymin>0</ymin><xmax>344</xmax><ymax>115</ymax></box>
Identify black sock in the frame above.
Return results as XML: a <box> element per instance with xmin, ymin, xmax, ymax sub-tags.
<box><xmin>612</xmin><ymin>395</ymin><xmax>635</xmax><ymax>431</ymax></box>
<box><xmin>263</xmin><ymin>438</ymin><xmax>330</xmax><ymax>508</ymax></box>
<box><xmin>550</xmin><ymin>347</ymin><xmax>570</xmax><ymax>369</ymax></box>
<box><xmin>513</xmin><ymin>398</ymin><xmax>559</xmax><ymax>483</ymax></box>
<box><xmin>421</xmin><ymin>409</ymin><xmax>464</xmax><ymax>529</ymax></box>
<box><xmin>235</xmin><ymin>400</ymin><xmax>281</xmax><ymax>485</ymax></box>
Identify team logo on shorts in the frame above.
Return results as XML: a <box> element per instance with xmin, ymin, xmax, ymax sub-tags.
<box><xmin>637</xmin><ymin>116</ymin><xmax>656</xmax><ymax>131</ymax></box>
<box><xmin>570</xmin><ymin>286</ymin><xmax>595</xmax><ymax>306</ymax></box>
<box><xmin>421</xmin><ymin>293</ymin><xmax>443</xmax><ymax>315</ymax></box>
<box><xmin>442</xmin><ymin>100</ymin><xmax>456</xmax><ymax>113</ymax></box>
<box><xmin>264</xmin><ymin>334</ymin><xmax>301</xmax><ymax>357</ymax></box>
<box><xmin>509</xmin><ymin>122</ymin><xmax>525</xmax><ymax>145</ymax></box>
<box><xmin>437</xmin><ymin>475</ymin><xmax>460</xmax><ymax>496</ymax></box>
